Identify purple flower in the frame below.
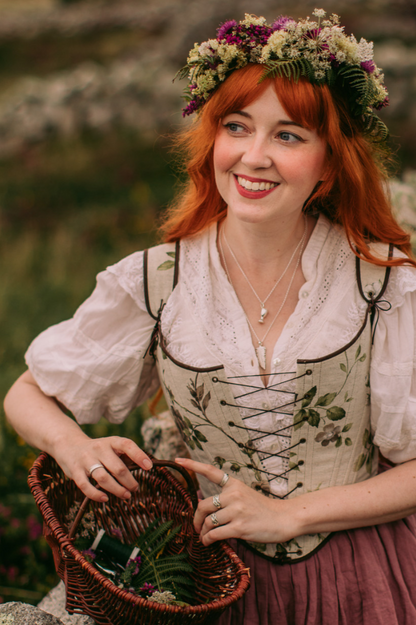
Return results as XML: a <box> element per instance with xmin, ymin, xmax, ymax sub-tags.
<box><xmin>140</xmin><ymin>582</ymin><xmax>155</xmax><ymax>596</ymax></box>
<box><xmin>374</xmin><ymin>96</ymin><xmax>389</xmax><ymax>110</ymax></box>
<box><xmin>304</xmin><ymin>28</ymin><xmax>322</xmax><ymax>40</ymax></box>
<box><xmin>361</xmin><ymin>60</ymin><xmax>375</xmax><ymax>74</ymax></box>
<box><xmin>0</xmin><ymin>505</ymin><xmax>11</xmax><ymax>518</ymax></box>
<box><xmin>272</xmin><ymin>16</ymin><xmax>295</xmax><ymax>31</ymax></box>
<box><xmin>182</xmin><ymin>97</ymin><xmax>205</xmax><ymax>117</ymax></box>
<box><xmin>111</xmin><ymin>528</ymin><xmax>123</xmax><ymax>539</ymax></box>
<box><xmin>82</xmin><ymin>548</ymin><xmax>96</xmax><ymax>562</ymax></box>
<box><xmin>27</xmin><ymin>514</ymin><xmax>42</xmax><ymax>540</ymax></box>
<box><xmin>217</xmin><ymin>20</ymin><xmax>237</xmax><ymax>40</ymax></box>
<box><xmin>127</xmin><ymin>555</ymin><xmax>142</xmax><ymax>576</ymax></box>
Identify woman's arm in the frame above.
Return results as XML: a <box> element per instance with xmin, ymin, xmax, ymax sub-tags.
<box><xmin>4</xmin><ymin>370</ymin><xmax>153</xmax><ymax>502</ymax></box>
<box><xmin>175</xmin><ymin>457</ymin><xmax>416</xmax><ymax>546</ymax></box>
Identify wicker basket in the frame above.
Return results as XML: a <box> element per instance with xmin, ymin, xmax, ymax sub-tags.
<box><xmin>28</xmin><ymin>452</ymin><xmax>250</xmax><ymax>625</ymax></box>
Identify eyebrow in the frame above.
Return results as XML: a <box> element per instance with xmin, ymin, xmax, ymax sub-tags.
<box><xmin>231</xmin><ymin>110</ymin><xmax>305</xmax><ymax>129</ymax></box>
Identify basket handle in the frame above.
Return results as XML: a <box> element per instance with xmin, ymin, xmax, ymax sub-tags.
<box><xmin>68</xmin><ymin>459</ymin><xmax>198</xmax><ymax>541</ymax></box>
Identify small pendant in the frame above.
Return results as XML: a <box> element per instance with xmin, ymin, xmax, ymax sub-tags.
<box><xmin>256</xmin><ymin>344</ymin><xmax>267</xmax><ymax>370</ymax></box>
<box><xmin>259</xmin><ymin>307</ymin><xmax>268</xmax><ymax>324</ymax></box>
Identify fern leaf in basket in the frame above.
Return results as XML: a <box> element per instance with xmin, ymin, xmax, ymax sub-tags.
<box><xmin>131</xmin><ymin>519</ymin><xmax>195</xmax><ymax>602</ymax></box>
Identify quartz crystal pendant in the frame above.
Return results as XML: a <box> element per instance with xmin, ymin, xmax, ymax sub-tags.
<box><xmin>256</xmin><ymin>344</ymin><xmax>267</xmax><ymax>370</ymax></box>
<box><xmin>259</xmin><ymin>307</ymin><xmax>268</xmax><ymax>324</ymax></box>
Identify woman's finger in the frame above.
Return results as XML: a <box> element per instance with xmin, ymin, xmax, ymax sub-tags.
<box><xmin>72</xmin><ymin>468</ymin><xmax>109</xmax><ymax>502</ymax></box>
<box><xmin>111</xmin><ymin>437</ymin><xmax>153</xmax><ymax>472</ymax></box>
<box><xmin>175</xmin><ymin>457</ymin><xmax>230</xmax><ymax>486</ymax></box>
<box><xmin>194</xmin><ymin>492</ymin><xmax>228</xmax><ymax>533</ymax></box>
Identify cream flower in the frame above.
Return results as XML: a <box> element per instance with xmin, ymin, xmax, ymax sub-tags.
<box><xmin>241</xmin><ymin>13</ymin><xmax>267</xmax><ymax>27</ymax></box>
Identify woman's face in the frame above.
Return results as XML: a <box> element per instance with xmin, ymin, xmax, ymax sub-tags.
<box><xmin>213</xmin><ymin>84</ymin><xmax>327</xmax><ymax>229</ymax></box>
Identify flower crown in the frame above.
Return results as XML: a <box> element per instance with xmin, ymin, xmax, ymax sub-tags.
<box><xmin>176</xmin><ymin>9</ymin><xmax>389</xmax><ymax>140</ymax></box>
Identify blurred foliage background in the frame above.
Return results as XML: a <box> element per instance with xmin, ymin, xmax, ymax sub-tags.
<box><xmin>0</xmin><ymin>0</ymin><xmax>415</xmax><ymax>606</ymax></box>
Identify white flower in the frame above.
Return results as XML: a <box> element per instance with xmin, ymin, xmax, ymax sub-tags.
<box><xmin>148</xmin><ymin>590</ymin><xmax>176</xmax><ymax>605</ymax></box>
<box><xmin>357</xmin><ymin>38</ymin><xmax>374</xmax><ymax>63</ymax></box>
<box><xmin>261</xmin><ymin>30</ymin><xmax>288</xmax><ymax>61</ymax></box>
<box><xmin>312</xmin><ymin>8</ymin><xmax>326</xmax><ymax>19</ymax></box>
<box><xmin>241</xmin><ymin>13</ymin><xmax>267</xmax><ymax>27</ymax></box>
<box><xmin>198</xmin><ymin>41</ymin><xmax>215</xmax><ymax>56</ymax></box>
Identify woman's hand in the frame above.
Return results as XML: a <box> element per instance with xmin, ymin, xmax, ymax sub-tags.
<box><xmin>54</xmin><ymin>434</ymin><xmax>153</xmax><ymax>503</ymax></box>
<box><xmin>4</xmin><ymin>370</ymin><xmax>153</xmax><ymax>504</ymax></box>
<box><xmin>175</xmin><ymin>457</ymin><xmax>294</xmax><ymax>546</ymax></box>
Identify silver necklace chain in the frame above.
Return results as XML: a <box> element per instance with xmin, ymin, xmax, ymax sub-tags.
<box><xmin>223</xmin><ymin>220</ymin><xmax>306</xmax><ymax>324</ymax></box>
<box><xmin>219</xmin><ymin>218</ymin><xmax>307</xmax><ymax>370</ymax></box>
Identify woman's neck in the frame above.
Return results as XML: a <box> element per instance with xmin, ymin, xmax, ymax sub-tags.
<box><xmin>220</xmin><ymin>213</ymin><xmax>310</xmax><ymax>271</ymax></box>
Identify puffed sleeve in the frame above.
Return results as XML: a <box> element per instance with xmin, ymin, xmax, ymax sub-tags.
<box><xmin>25</xmin><ymin>251</ymin><xmax>160</xmax><ymax>424</ymax></box>
<box><xmin>371</xmin><ymin>263</ymin><xmax>416</xmax><ymax>463</ymax></box>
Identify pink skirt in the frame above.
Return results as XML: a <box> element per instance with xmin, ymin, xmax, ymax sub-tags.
<box><xmin>213</xmin><ymin>515</ymin><xmax>416</xmax><ymax>625</ymax></box>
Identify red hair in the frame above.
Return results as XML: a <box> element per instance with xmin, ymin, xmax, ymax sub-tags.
<box><xmin>161</xmin><ymin>64</ymin><xmax>414</xmax><ymax>267</ymax></box>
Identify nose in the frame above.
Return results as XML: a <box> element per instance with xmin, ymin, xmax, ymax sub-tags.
<box><xmin>240</xmin><ymin>135</ymin><xmax>273</xmax><ymax>170</ymax></box>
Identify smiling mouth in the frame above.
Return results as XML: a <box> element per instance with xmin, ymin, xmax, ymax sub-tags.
<box><xmin>236</xmin><ymin>175</ymin><xmax>279</xmax><ymax>192</ymax></box>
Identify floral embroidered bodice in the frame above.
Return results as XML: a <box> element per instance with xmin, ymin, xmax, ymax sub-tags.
<box><xmin>144</xmin><ymin>233</ymin><xmax>391</xmax><ymax>562</ymax></box>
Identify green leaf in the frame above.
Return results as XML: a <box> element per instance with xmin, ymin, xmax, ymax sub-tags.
<box><xmin>194</xmin><ymin>437</ymin><xmax>203</xmax><ymax>450</ymax></box>
<box><xmin>335</xmin><ymin>437</ymin><xmax>342</xmax><ymax>448</ymax></box>
<box><xmin>194</xmin><ymin>430</ymin><xmax>207</xmax><ymax>442</ymax></box>
<box><xmin>294</xmin><ymin>409</ymin><xmax>306</xmax><ymax>423</ymax></box>
<box><xmin>315</xmin><ymin>392</ymin><xmax>337</xmax><ymax>407</ymax></box>
<box><xmin>157</xmin><ymin>260</ymin><xmax>175</xmax><ymax>271</ymax></box>
<box><xmin>363</xmin><ymin>428</ymin><xmax>370</xmax><ymax>448</ymax></box>
<box><xmin>196</xmin><ymin>383</ymin><xmax>204</xmax><ymax>401</ymax></box>
<box><xmin>359</xmin><ymin>354</ymin><xmax>367</xmax><ymax>362</ymax></box>
<box><xmin>166</xmin><ymin>251</ymin><xmax>176</xmax><ymax>258</ymax></box>
<box><xmin>366</xmin><ymin>452</ymin><xmax>373</xmax><ymax>474</ymax></box>
<box><xmin>183</xmin><ymin>416</ymin><xmax>192</xmax><ymax>429</ymax></box>
<box><xmin>345</xmin><ymin>437</ymin><xmax>353</xmax><ymax>446</ymax></box>
<box><xmin>354</xmin><ymin>453</ymin><xmax>366</xmax><ymax>472</ymax></box>
<box><xmin>230</xmin><ymin>463</ymin><xmax>240</xmax><ymax>472</ymax></box>
<box><xmin>293</xmin><ymin>409</ymin><xmax>306</xmax><ymax>430</ymax></box>
<box><xmin>302</xmin><ymin>386</ymin><xmax>317</xmax><ymax>408</ymax></box>
<box><xmin>355</xmin><ymin>345</ymin><xmax>361</xmax><ymax>360</ymax></box>
<box><xmin>342</xmin><ymin>423</ymin><xmax>353</xmax><ymax>432</ymax></box>
<box><xmin>202</xmin><ymin>391</ymin><xmax>211</xmax><ymax>411</ymax></box>
<box><xmin>289</xmin><ymin>461</ymin><xmax>300</xmax><ymax>471</ymax></box>
<box><xmin>326</xmin><ymin>406</ymin><xmax>346</xmax><ymax>421</ymax></box>
<box><xmin>188</xmin><ymin>439</ymin><xmax>195</xmax><ymax>450</ymax></box>
<box><xmin>340</xmin><ymin>363</ymin><xmax>347</xmax><ymax>372</ymax></box>
<box><xmin>214</xmin><ymin>456</ymin><xmax>226</xmax><ymax>468</ymax></box>
<box><xmin>307</xmin><ymin>409</ymin><xmax>321</xmax><ymax>428</ymax></box>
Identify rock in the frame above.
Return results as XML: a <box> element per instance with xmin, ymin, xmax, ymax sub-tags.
<box><xmin>38</xmin><ymin>583</ymin><xmax>94</xmax><ymax>625</ymax></box>
<box><xmin>0</xmin><ymin>602</ymin><xmax>65</xmax><ymax>625</ymax></box>
<box><xmin>141</xmin><ymin>409</ymin><xmax>189</xmax><ymax>462</ymax></box>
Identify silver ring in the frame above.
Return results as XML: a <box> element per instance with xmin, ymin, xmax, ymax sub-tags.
<box><xmin>210</xmin><ymin>512</ymin><xmax>220</xmax><ymax>526</ymax></box>
<box><xmin>88</xmin><ymin>463</ymin><xmax>105</xmax><ymax>477</ymax></box>
<box><xmin>219</xmin><ymin>473</ymin><xmax>229</xmax><ymax>488</ymax></box>
<box><xmin>213</xmin><ymin>494</ymin><xmax>222</xmax><ymax>509</ymax></box>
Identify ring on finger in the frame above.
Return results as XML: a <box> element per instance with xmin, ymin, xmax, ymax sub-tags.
<box><xmin>219</xmin><ymin>472</ymin><xmax>229</xmax><ymax>488</ymax></box>
<box><xmin>210</xmin><ymin>512</ymin><xmax>220</xmax><ymax>526</ymax></box>
<box><xmin>213</xmin><ymin>494</ymin><xmax>222</xmax><ymax>509</ymax></box>
<box><xmin>88</xmin><ymin>463</ymin><xmax>105</xmax><ymax>477</ymax></box>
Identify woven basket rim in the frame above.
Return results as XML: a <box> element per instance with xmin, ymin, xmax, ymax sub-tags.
<box><xmin>28</xmin><ymin>452</ymin><xmax>251</xmax><ymax>617</ymax></box>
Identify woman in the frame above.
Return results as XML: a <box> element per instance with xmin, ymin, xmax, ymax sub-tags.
<box><xmin>4</xmin><ymin>9</ymin><xmax>416</xmax><ymax>624</ymax></box>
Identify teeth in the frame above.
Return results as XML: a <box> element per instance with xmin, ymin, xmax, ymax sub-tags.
<box><xmin>237</xmin><ymin>176</ymin><xmax>277</xmax><ymax>192</ymax></box>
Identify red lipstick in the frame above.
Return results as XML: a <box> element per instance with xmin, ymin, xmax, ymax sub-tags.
<box><xmin>234</xmin><ymin>175</ymin><xmax>279</xmax><ymax>199</ymax></box>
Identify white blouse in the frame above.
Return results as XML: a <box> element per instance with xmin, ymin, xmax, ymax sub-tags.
<box><xmin>26</xmin><ymin>215</ymin><xmax>416</xmax><ymax>483</ymax></box>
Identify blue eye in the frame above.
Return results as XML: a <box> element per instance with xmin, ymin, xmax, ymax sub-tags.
<box><xmin>224</xmin><ymin>122</ymin><xmax>244</xmax><ymax>133</ymax></box>
<box><xmin>279</xmin><ymin>131</ymin><xmax>300</xmax><ymax>143</ymax></box>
